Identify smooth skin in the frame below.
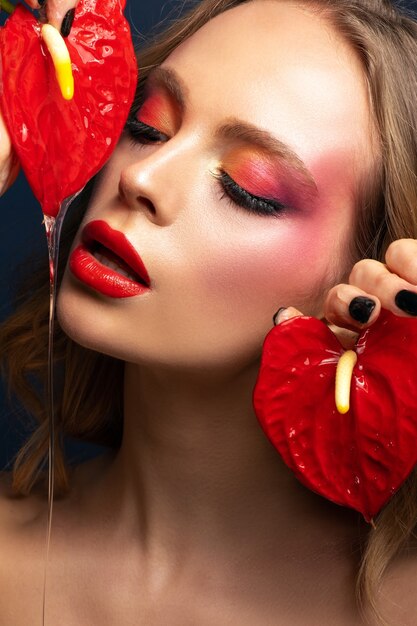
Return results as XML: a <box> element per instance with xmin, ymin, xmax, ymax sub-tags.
<box><xmin>0</xmin><ymin>111</ymin><xmax>18</xmax><ymax>193</ymax></box>
<box><xmin>1</xmin><ymin>2</ymin><xmax>417</xmax><ymax>625</ymax></box>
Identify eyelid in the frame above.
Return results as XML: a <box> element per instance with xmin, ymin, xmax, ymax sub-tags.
<box><xmin>211</xmin><ymin>169</ymin><xmax>287</xmax><ymax>216</ymax></box>
<box><xmin>125</xmin><ymin>117</ymin><xmax>170</xmax><ymax>145</ymax></box>
<box><xmin>136</xmin><ymin>87</ymin><xmax>180</xmax><ymax>133</ymax></box>
<box><xmin>146</xmin><ymin>68</ymin><xmax>187</xmax><ymax>115</ymax></box>
<box><xmin>211</xmin><ymin>169</ymin><xmax>282</xmax><ymax>204</ymax></box>
<box><xmin>125</xmin><ymin>105</ymin><xmax>287</xmax><ymax>216</ymax></box>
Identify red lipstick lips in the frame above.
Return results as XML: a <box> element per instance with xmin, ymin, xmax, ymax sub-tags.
<box><xmin>69</xmin><ymin>220</ymin><xmax>151</xmax><ymax>298</ymax></box>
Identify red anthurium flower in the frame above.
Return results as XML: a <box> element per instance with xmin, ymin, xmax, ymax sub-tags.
<box><xmin>0</xmin><ymin>0</ymin><xmax>138</xmax><ymax>216</ymax></box>
<box><xmin>253</xmin><ymin>309</ymin><xmax>417</xmax><ymax>522</ymax></box>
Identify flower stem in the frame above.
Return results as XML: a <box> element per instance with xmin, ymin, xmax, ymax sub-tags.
<box><xmin>1</xmin><ymin>0</ymin><xmax>15</xmax><ymax>15</ymax></box>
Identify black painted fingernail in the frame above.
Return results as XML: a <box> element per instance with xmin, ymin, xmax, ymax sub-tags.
<box><xmin>395</xmin><ymin>290</ymin><xmax>417</xmax><ymax>316</ymax></box>
<box><xmin>61</xmin><ymin>8</ymin><xmax>75</xmax><ymax>38</ymax></box>
<box><xmin>349</xmin><ymin>297</ymin><xmax>376</xmax><ymax>324</ymax></box>
<box><xmin>38</xmin><ymin>0</ymin><xmax>46</xmax><ymax>6</ymax></box>
<box><xmin>273</xmin><ymin>307</ymin><xmax>287</xmax><ymax>326</ymax></box>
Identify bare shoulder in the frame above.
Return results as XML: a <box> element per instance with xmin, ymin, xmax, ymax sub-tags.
<box><xmin>0</xmin><ymin>472</ymin><xmax>48</xmax><ymax>623</ymax></box>
<box><xmin>0</xmin><ymin>451</ymin><xmax>114</xmax><ymax>530</ymax></box>
<box><xmin>0</xmin><ymin>470</ymin><xmax>48</xmax><ymax>568</ymax></box>
<box><xmin>0</xmin><ymin>470</ymin><xmax>45</xmax><ymax>529</ymax></box>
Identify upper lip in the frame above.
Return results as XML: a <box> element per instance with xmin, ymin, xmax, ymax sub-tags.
<box><xmin>81</xmin><ymin>220</ymin><xmax>151</xmax><ymax>286</ymax></box>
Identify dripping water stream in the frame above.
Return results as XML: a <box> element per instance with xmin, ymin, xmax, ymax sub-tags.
<box><xmin>41</xmin><ymin>192</ymin><xmax>81</xmax><ymax>626</ymax></box>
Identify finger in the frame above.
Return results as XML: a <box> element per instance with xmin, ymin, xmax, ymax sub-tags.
<box><xmin>25</xmin><ymin>0</ymin><xmax>43</xmax><ymax>9</ymax></box>
<box><xmin>45</xmin><ymin>0</ymin><xmax>78</xmax><ymax>36</ymax></box>
<box><xmin>327</xmin><ymin>323</ymin><xmax>359</xmax><ymax>351</ymax></box>
<box><xmin>323</xmin><ymin>283</ymin><xmax>381</xmax><ymax>332</ymax></box>
<box><xmin>0</xmin><ymin>113</ymin><xmax>20</xmax><ymax>196</ymax></box>
<box><xmin>0</xmin><ymin>152</ymin><xmax>19</xmax><ymax>197</ymax></box>
<box><xmin>273</xmin><ymin>306</ymin><xmax>304</xmax><ymax>325</ymax></box>
<box><xmin>273</xmin><ymin>305</ymin><xmax>358</xmax><ymax>350</ymax></box>
<box><xmin>349</xmin><ymin>258</ymin><xmax>417</xmax><ymax>317</ymax></box>
<box><xmin>385</xmin><ymin>239</ymin><xmax>417</xmax><ymax>285</ymax></box>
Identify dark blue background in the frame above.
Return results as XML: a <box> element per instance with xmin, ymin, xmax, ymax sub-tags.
<box><xmin>1</xmin><ymin>0</ymin><xmax>417</xmax><ymax>469</ymax></box>
<box><xmin>0</xmin><ymin>0</ymin><xmax>192</xmax><ymax>469</ymax></box>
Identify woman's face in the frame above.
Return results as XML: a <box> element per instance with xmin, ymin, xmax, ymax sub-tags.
<box><xmin>58</xmin><ymin>0</ymin><xmax>377</xmax><ymax>371</ymax></box>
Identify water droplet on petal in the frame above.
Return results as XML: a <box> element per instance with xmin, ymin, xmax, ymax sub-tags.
<box><xmin>21</xmin><ymin>123</ymin><xmax>28</xmax><ymax>142</ymax></box>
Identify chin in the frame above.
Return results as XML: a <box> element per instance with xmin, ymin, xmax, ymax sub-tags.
<box><xmin>57</xmin><ymin>273</ymin><xmax>130</xmax><ymax>360</ymax></box>
<box><xmin>57</xmin><ymin>270</ymin><xmax>266</xmax><ymax>373</ymax></box>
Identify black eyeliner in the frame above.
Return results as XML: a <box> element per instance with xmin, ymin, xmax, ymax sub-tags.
<box><xmin>125</xmin><ymin>117</ymin><xmax>168</xmax><ymax>145</ymax></box>
<box><xmin>218</xmin><ymin>171</ymin><xmax>287</xmax><ymax>217</ymax></box>
<box><xmin>124</xmin><ymin>116</ymin><xmax>287</xmax><ymax>217</ymax></box>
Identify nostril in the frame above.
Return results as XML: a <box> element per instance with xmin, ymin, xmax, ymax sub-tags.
<box><xmin>118</xmin><ymin>175</ymin><xmax>157</xmax><ymax>217</ymax></box>
<box><xmin>118</xmin><ymin>180</ymin><xmax>128</xmax><ymax>203</ymax></box>
<box><xmin>138</xmin><ymin>196</ymin><xmax>156</xmax><ymax>216</ymax></box>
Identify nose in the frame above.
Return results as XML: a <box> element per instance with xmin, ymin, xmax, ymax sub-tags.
<box><xmin>118</xmin><ymin>176</ymin><xmax>157</xmax><ymax>221</ymax></box>
<box><xmin>117</xmin><ymin>136</ymin><xmax>198</xmax><ymax>226</ymax></box>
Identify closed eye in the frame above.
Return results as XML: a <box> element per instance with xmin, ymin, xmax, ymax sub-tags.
<box><xmin>125</xmin><ymin>117</ymin><xmax>169</xmax><ymax>145</ymax></box>
<box><xmin>214</xmin><ymin>171</ymin><xmax>288</xmax><ymax>217</ymax></box>
<box><xmin>124</xmin><ymin>116</ymin><xmax>289</xmax><ymax>217</ymax></box>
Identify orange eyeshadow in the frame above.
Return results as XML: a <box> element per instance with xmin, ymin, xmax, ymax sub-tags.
<box><xmin>137</xmin><ymin>93</ymin><xmax>173</xmax><ymax>134</ymax></box>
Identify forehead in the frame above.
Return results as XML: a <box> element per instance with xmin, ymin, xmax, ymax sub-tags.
<box><xmin>162</xmin><ymin>0</ymin><xmax>375</xmax><ymax>180</ymax></box>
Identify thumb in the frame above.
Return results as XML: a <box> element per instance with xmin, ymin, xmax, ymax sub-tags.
<box><xmin>273</xmin><ymin>306</ymin><xmax>358</xmax><ymax>350</ymax></box>
<box><xmin>273</xmin><ymin>306</ymin><xmax>304</xmax><ymax>326</ymax></box>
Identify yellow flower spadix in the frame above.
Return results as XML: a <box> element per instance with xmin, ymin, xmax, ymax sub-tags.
<box><xmin>335</xmin><ymin>350</ymin><xmax>358</xmax><ymax>414</ymax></box>
<box><xmin>41</xmin><ymin>24</ymin><xmax>74</xmax><ymax>100</ymax></box>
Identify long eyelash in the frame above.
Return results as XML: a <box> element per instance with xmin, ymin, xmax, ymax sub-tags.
<box><xmin>124</xmin><ymin>117</ymin><xmax>168</xmax><ymax>147</ymax></box>
<box><xmin>212</xmin><ymin>170</ymin><xmax>287</xmax><ymax>217</ymax></box>
<box><xmin>124</xmin><ymin>117</ymin><xmax>287</xmax><ymax>217</ymax></box>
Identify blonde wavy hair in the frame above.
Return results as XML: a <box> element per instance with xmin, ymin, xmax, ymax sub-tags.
<box><xmin>2</xmin><ymin>0</ymin><xmax>417</xmax><ymax>623</ymax></box>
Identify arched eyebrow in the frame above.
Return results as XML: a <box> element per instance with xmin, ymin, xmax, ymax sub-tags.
<box><xmin>147</xmin><ymin>66</ymin><xmax>319</xmax><ymax>198</ymax></box>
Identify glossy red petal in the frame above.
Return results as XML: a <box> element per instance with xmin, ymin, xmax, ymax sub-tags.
<box><xmin>253</xmin><ymin>310</ymin><xmax>417</xmax><ymax>522</ymax></box>
<box><xmin>0</xmin><ymin>0</ymin><xmax>137</xmax><ymax>216</ymax></box>
<box><xmin>351</xmin><ymin>310</ymin><xmax>417</xmax><ymax>519</ymax></box>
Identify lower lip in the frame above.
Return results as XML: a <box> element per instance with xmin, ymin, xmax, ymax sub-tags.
<box><xmin>69</xmin><ymin>245</ymin><xmax>151</xmax><ymax>298</ymax></box>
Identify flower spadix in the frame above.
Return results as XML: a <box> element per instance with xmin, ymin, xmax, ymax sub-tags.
<box><xmin>335</xmin><ymin>350</ymin><xmax>358</xmax><ymax>414</ymax></box>
<box><xmin>253</xmin><ymin>310</ymin><xmax>417</xmax><ymax>522</ymax></box>
<box><xmin>41</xmin><ymin>24</ymin><xmax>74</xmax><ymax>100</ymax></box>
<box><xmin>0</xmin><ymin>0</ymin><xmax>138</xmax><ymax>216</ymax></box>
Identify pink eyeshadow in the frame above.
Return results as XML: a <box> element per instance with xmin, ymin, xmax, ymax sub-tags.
<box><xmin>227</xmin><ymin>158</ymin><xmax>284</xmax><ymax>200</ymax></box>
<box><xmin>225</xmin><ymin>150</ymin><xmax>313</xmax><ymax>210</ymax></box>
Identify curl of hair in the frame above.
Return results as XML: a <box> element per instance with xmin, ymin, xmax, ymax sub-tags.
<box><xmin>1</xmin><ymin>1</ymin><xmax>417</xmax><ymax>623</ymax></box>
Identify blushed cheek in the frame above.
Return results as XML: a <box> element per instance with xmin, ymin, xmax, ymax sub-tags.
<box><xmin>194</xmin><ymin>148</ymin><xmax>357</xmax><ymax>318</ymax></box>
<box><xmin>195</xmin><ymin>219</ymin><xmax>344</xmax><ymax>319</ymax></box>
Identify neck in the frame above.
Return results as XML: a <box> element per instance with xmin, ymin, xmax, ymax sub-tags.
<box><xmin>83</xmin><ymin>361</ymin><xmax>359</xmax><ymax>558</ymax></box>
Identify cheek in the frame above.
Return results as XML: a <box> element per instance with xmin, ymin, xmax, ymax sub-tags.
<box><xmin>191</xmin><ymin>216</ymin><xmax>346</xmax><ymax>319</ymax></box>
<box><xmin>190</xmin><ymin>154</ymin><xmax>357</xmax><ymax>319</ymax></box>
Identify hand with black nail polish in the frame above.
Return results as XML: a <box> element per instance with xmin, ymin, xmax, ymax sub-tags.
<box><xmin>349</xmin><ymin>297</ymin><xmax>376</xmax><ymax>324</ymax></box>
<box><xmin>26</xmin><ymin>0</ymin><xmax>80</xmax><ymax>37</ymax></box>
<box><xmin>60</xmin><ymin>7</ymin><xmax>76</xmax><ymax>37</ymax></box>
<box><xmin>50</xmin><ymin>0</ymin><xmax>79</xmax><ymax>37</ymax></box>
<box><xmin>395</xmin><ymin>290</ymin><xmax>417</xmax><ymax>316</ymax></box>
<box><xmin>345</xmin><ymin>239</ymin><xmax>417</xmax><ymax>322</ymax></box>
